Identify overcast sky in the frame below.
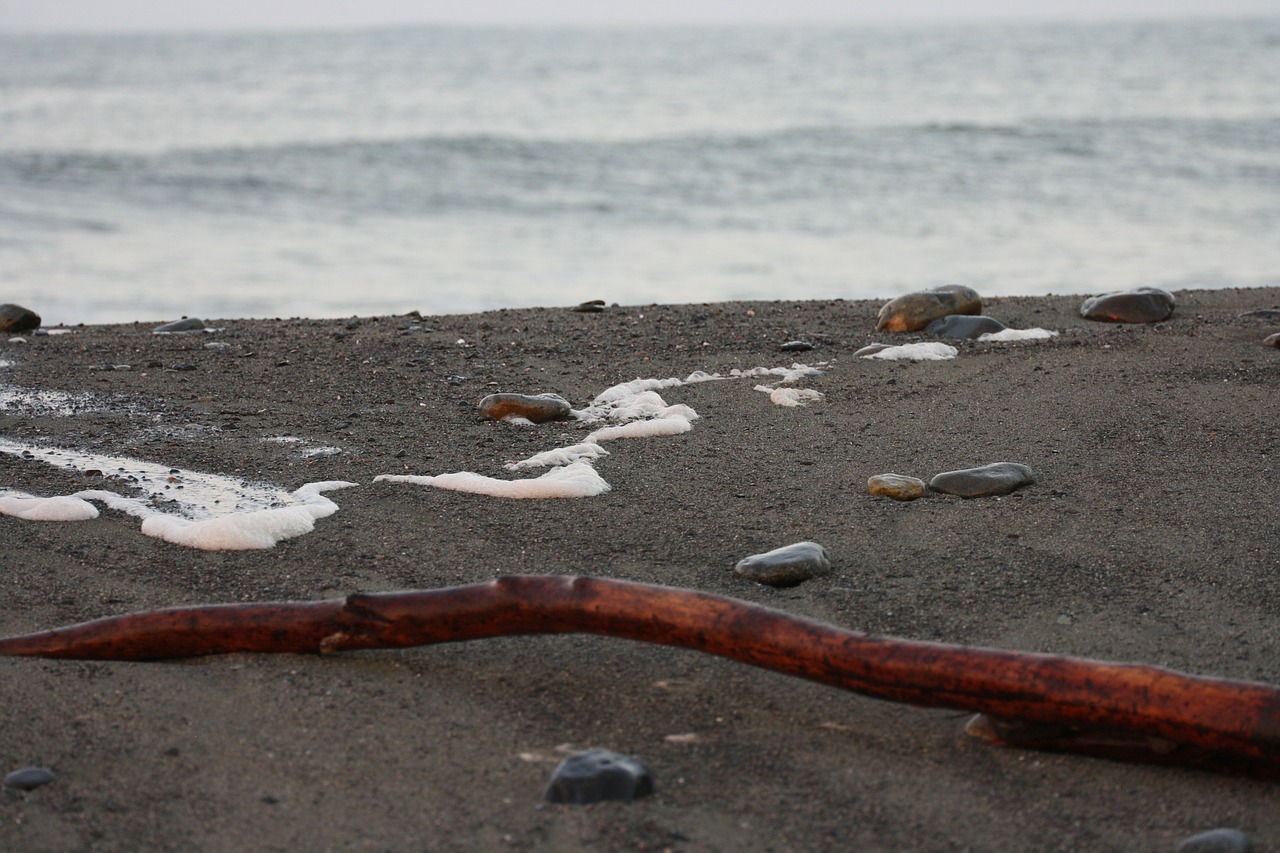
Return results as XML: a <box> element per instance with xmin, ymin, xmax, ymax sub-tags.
<box><xmin>1</xmin><ymin>0</ymin><xmax>1277</xmax><ymax>32</ymax></box>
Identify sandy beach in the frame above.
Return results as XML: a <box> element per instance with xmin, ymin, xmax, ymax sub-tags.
<box><xmin>1</xmin><ymin>287</ymin><xmax>1278</xmax><ymax>852</ymax></box>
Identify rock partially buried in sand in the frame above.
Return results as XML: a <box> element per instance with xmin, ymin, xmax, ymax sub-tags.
<box><xmin>4</xmin><ymin>767</ymin><xmax>54</xmax><ymax>790</ymax></box>
<box><xmin>876</xmin><ymin>285</ymin><xmax>982</xmax><ymax>333</ymax></box>
<box><xmin>925</xmin><ymin>315</ymin><xmax>1006</xmax><ymax>339</ymax></box>
<box><xmin>477</xmin><ymin>393</ymin><xmax>572</xmax><ymax>423</ymax></box>
<box><xmin>867</xmin><ymin>473</ymin><xmax>926</xmax><ymax>501</ymax></box>
<box><xmin>929</xmin><ymin>462</ymin><xmax>1034</xmax><ymax>498</ymax></box>
<box><xmin>734</xmin><ymin>541</ymin><xmax>831</xmax><ymax>587</ymax></box>
<box><xmin>570</xmin><ymin>300</ymin><xmax>606</xmax><ymax>313</ymax></box>
<box><xmin>0</xmin><ymin>304</ymin><xmax>41</xmax><ymax>334</ymax></box>
<box><xmin>1176</xmin><ymin>828</ymin><xmax>1253</xmax><ymax>853</ymax></box>
<box><xmin>1080</xmin><ymin>287</ymin><xmax>1174</xmax><ymax>323</ymax></box>
<box><xmin>544</xmin><ymin>749</ymin><xmax>654</xmax><ymax>804</ymax></box>
<box><xmin>1263</xmin><ymin>333</ymin><xmax>1279</xmax><ymax>349</ymax></box>
<box><xmin>153</xmin><ymin>317</ymin><xmax>206</xmax><ymax>333</ymax></box>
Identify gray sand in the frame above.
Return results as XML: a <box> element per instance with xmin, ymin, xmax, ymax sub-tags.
<box><xmin>1</xmin><ymin>288</ymin><xmax>1278</xmax><ymax>851</ymax></box>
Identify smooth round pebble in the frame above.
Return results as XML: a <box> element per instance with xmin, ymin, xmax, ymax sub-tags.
<box><xmin>1177</xmin><ymin>827</ymin><xmax>1252</xmax><ymax>853</ymax></box>
<box><xmin>153</xmin><ymin>317</ymin><xmax>207</xmax><ymax>333</ymax></box>
<box><xmin>477</xmin><ymin>392</ymin><xmax>572</xmax><ymax>423</ymax></box>
<box><xmin>929</xmin><ymin>462</ymin><xmax>1035</xmax><ymax>497</ymax></box>
<box><xmin>4</xmin><ymin>767</ymin><xmax>54</xmax><ymax>790</ymax></box>
<box><xmin>1080</xmin><ymin>287</ymin><xmax>1174</xmax><ymax>323</ymax></box>
<box><xmin>779</xmin><ymin>340</ymin><xmax>814</xmax><ymax>352</ymax></box>
<box><xmin>925</xmin><ymin>314</ymin><xmax>1006</xmax><ymax>339</ymax></box>
<box><xmin>0</xmin><ymin>303</ymin><xmax>41</xmax><ymax>334</ymax></box>
<box><xmin>544</xmin><ymin>749</ymin><xmax>654</xmax><ymax>804</ymax></box>
<box><xmin>867</xmin><ymin>473</ymin><xmax>926</xmax><ymax>501</ymax></box>
<box><xmin>876</xmin><ymin>285</ymin><xmax>983</xmax><ymax>333</ymax></box>
<box><xmin>734</xmin><ymin>541</ymin><xmax>831</xmax><ymax>587</ymax></box>
<box><xmin>1263</xmin><ymin>333</ymin><xmax>1279</xmax><ymax>348</ymax></box>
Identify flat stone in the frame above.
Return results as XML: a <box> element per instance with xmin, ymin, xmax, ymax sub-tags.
<box><xmin>1238</xmin><ymin>308</ymin><xmax>1280</xmax><ymax>320</ymax></box>
<box><xmin>0</xmin><ymin>304</ymin><xmax>41</xmax><ymax>334</ymax></box>
<box><xmin>734</xmin><ymin>541</ymin><xmax>831</xmax><ymax>587</ymax></box>
<box><xmin>1080</xmin><ymin>287</ymin><xmax>1174</xmax><ymax>323</ymax></box>
<box><xmin>929</xmin><ymin>462</ymin><xmax>1035</xmax><ymax>498</ymax></box>
<box><xmin>544</xmin><ymin>749</ymin><xmax>654</xmax><ymax>804</ymax></box>
<box><xmin>154</xmin><ymin>317</ymin><xmax>206</xmax><ymax>333</ymax></box>
<box><xmin>570</xmin><ymin>300</ymin><xmax>606</xmax><ymax>313</ymax></box>
<box><xmin>1263</xmin><ymin>333</ymin><xmax>1279</xmax><ymax>348</ymax></box>
<box><xmin>779</xmin><ymin>340</ymin><xmax>814</xmax><ymax>352</ymax></box>
<box><xmin>852</xmin><ymin>343</ymin><xmax>892</xmax><ymax>357</ymax></box>
<box><xmin>867</xmin><ymin>473</ymin><xmax>926</xmax><ymax>501</ymax></box>
<box><xmin>876</xmin><ymin>285</ymin><xmax>983</xmax><ymax>333</ymax></box>
<box><xmin>925</xmin><ymin>315</ymin><xmax>1006</xmax><ymax>339</ymax></box>
<box><xmin>477</xmin><ymin>393</ymin><xmax>572</xmax><ymax>423</ymax></box>
<box><xmin>4</xmin><ymin>767</ymin><xmax>54</xmax><ymax>790</ymax></box>
<box><xmin>1177</xmin><ymin>828</ymin><xmax>1252</xmax><ymax>853</ymax></box>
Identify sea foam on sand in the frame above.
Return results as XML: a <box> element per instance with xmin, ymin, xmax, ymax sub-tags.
<box><xmin>862</xmin><ymin>342</ymin><xmax>959</xmax><ymax>361</ymax></box>
<box><xmin>978</xmin><ymin>327</ymin><xmax>1059</xmax><ymax>342</ymax></box>
<box><xmin>377</xmin><ymin>364</ymin><xmax>824</xmax><ymax>499</ymax></box>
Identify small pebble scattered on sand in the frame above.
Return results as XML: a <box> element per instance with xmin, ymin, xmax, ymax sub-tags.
<box><xmin>929</xmin><ymin>462</ymin><xmax>1035</xmax><ymax>497</ymax></box>
<box><xmin>544</xmin><ymin>749</ymin><xmax>654</xmax><ymax>804</ymax></box>
<box><xmin>734</xmin><ymin>541</ymin><xmax>831</xmax><ymax>587</ymax></box>
<box><xmin>477</xmin><ymin>392</ymin><xmax>572</xmax><ymax>423</ymax></box>
<box><xmin>1080</xmin><ymin>287</ymin><xmax>1175</xmax><ymax>323</ymax></box>
<box><xmin>876</xmin><ymin>285</ymin><xmax>983</xmax><ymax>332</ymax></box>
<box><xmin>1176</xmin><ymin>827</ymin><xmax>1253</xmax><ymax>853</ymax></box>
<box><xmin>4</xmin><ymin>767</ymin><xmax>54</xmax><ymax>790</ymax></box>
<box><xmin>867</xmin><ymin>473</ymin><xmax>927</xmax><ymax>501</ymax></box>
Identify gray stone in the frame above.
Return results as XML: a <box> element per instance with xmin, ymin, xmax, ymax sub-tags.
<box><xmin>1263</xmin><ymin>333</ymin><xmax>1279</xmax><ymax>349</ymax></box>
<box><xmin>925</xmin><ymin>315</ymin><xmax>1006</xmax><ymax>339</ymax></box>
<box><xmin>1080</xmin><ymin>287</ymin><xmax>1174</xmax><ymax>323</ymax></box>
<box><xmin>852</xmin><ymin>343</ymin><xmax>892</xmax><ymax>357</ymax></box>
<box><xmin>477</xmin><ymin>393</ymin><xmax>572</xmax><ymax>423</ymax></box>
<box><xmin>734</xmin><ymin>541</ymin><xmax>831</xmax><ymax>587</ymax></box>
<box><xmin>544</xmin><ymin>749</ymin><xmax>654</xmax><ymax>804</ymax></box>
<box><xmin>1176</xmin><ymin>828</ymin><xmax>1252</xmax><ymax>853</ymax></box>
<box><xmin>867</xmin><ymin>473</ymin><xmax>927</xmax><ymax>501</ymax></box>
<box><xmin>154</xmin><ymin>317</ymin><xmax>206</xmax><ymax>333</ymax></box>
<box><xmin>779</xmin><ymin>340</ymin><xmax>814</xmax><ymax>352</ymax></box>
<box><xmin>929</xmin><ymin>462</ymin><xmax>1035</xmax><ymax>497</ymax></box>
<box><xmin>0</xmin><ymin>304</ymin><xmax>40</xmax><ymax>334</ymax></box>
<box><xmin>876</xmin><ymin>285</ymin><xmax>983</xmax><ymax>333</ymax></box>
<box><xmin>570</xmin><ymin>300</ymin><xmax>606</xmax><ymax>313</ymax></box>
<box><xmin>4</xmin><ymin>767</ymin><xmax>54</xmax><ymax>790</ymax></box>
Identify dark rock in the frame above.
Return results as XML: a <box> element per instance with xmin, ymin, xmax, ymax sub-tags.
<box><xmin>925</xmin><ymin>315</ymin><xmax>1006</xmax><ymax>339</ymax></box>
<box><xmin>1176</xmin><ymin>828</ymin><xmax>1252</xmax><ymax>853</ymax></box>
<box><xmin>4</xmin><ymin>767</ymin><xmax>54</xmax><ymax>790</ymax></box>
<box><xmin>0</xmin><ymin>304</ymin><xmax>41</xmax><ymax>334</ymax></box>
<box><xmin>734</xmin><ymin>541</ymin><xmax>831</xmax><ymax>587</ymax></box>
<box><xmin>779</xmin><ymin>340</ymin><xmax>814</xmax><ymax>352</ymax></box>
<box><xmin>1080</xmin><ymin>287</ymin><xmax>1174</xmax><ymax>323</ymax></box>
<box><xmin>929</xmin><ymin>462</ymin><xmax>1035</xmax><ymax>497</ymax></box>
<box><xmin>867</xmin><ymin>473</ymin><xmax>926</xmax><ymax>501</ymax></box>
<box><xmin>876</xmin><ymin>285</ymin><xmax>982</xmax><ymax>333</ymax></box>
<box><xmin>478</xmin><ymin>392</ymin><xmax>572</xmax><ymax>423</ymax></box>
<box><xmin>570</xmin><ymin>300</ymin><xmax>606</xmax><ymax>313</ymax></box>
<box><xmin>544</xmin><ymin>749</ymin><xmax>654</xmax><ymax>804</ymax></box>
<box><xmin>153</xmin><ymin>317</ymin><xmax>206</xmax><ymax>333</ymax></box>
<box><xmin>1263</xmin><ymin>333</ymin><xmax>1279</xmax><ymax>348</ymax></box>
<box><xmin>1238</xmin><ymin>308</ymin><xmax>1280</xmax><ymax>320</ymax></box>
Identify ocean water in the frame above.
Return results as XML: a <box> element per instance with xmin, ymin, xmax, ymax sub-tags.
<box><xmin>1</xmin><ymin>20</ymin><xmax>1278</xmax><ymax>325</ymax></box>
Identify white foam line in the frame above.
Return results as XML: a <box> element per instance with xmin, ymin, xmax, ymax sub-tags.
<box><xmin>506</xmin><ymin>442</ymin><xmax>609</xmax><ymax>471</ymax></box>
<box><xmin>376</xmin><ymin>461</ymin><xmax>609</xmax><ymax>499</ymax></box>
<box><xmin>861</xmin><ymin>342</ymin><xmax>958</xmax><ymax>361</ymax></box>
<box><xmin>0</xmin><ymin>491</ymin><xmax>100</xmax><ymax>521</ymax></box>
<box><xmin>754</xmin><ymin>386</ymin><xmax>824</xmax><ymax>407</ymax></box>
<box><xmin>978</xmin><ymin>327</ymin><xmax>1059</xmax><ymax>342</ymax></box>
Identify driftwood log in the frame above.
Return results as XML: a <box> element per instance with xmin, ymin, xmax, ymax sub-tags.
<box><xmin>1</xmin><ymin>575</ymin><xmax>1277</xmax><ymax>776</ymax></box>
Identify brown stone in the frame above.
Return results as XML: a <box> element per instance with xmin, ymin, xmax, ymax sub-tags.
<box><xmin>1080</xmin><ymin>287</ymin><xmax>1175</xmax><ymax>323</ymax></box>
<box><xmin>477</xmin><ymin>392</ymin><xmax>571</xmax><ymax>423</ymax></box>
<box><xmin>876</xmin><ymin>285</ymin><xmax>982</xmax><ymax>333</ymax></box>
<box><xmin>1263</xmin><ymin>333</ymin><xmax>1279</xmax><ymax>349</ymax></box>
<box><xmin>867</xmin><ymin>473</ymin><xmax>927</xmax><ymax>501</ymax></box>
<box><xmin>0</xmin><ymin>304</ymin><xmax>41</xmax><ymax>334</ymax></box>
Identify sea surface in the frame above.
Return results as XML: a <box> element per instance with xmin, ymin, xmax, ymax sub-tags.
<box><xmin>1</xmin><ymin>19</ymin><xmax>1278</xmax><ymax>325</ymax></box>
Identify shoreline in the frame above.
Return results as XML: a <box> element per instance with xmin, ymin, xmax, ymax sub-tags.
<box><xmin>2</xmin><ymin>287</ymin><xmax>1279</xmax><ymax>851</ymax></box>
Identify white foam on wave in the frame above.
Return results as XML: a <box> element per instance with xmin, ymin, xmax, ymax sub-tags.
<box><xmin>861</xmin><ymin>342</ymin><xmax>958</xmax><ymax>361</ymax></box>
<box><xmin>376</xmin><ymin>461</ymin><xmax>609</xmax><ymax>499</ymax></box>
<box><xmin>978</xmin><ymin>327</ymin><xmax>1059</xmax><ymax>342</ymax></box>
<box><xmin>0</xmin><ymin>437</ymin><xmax>356</xmax><ymax>549</ymax></box>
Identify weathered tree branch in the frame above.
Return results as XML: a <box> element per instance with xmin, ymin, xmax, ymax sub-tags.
<box><xmin>2</xmin><ymin>575</ymin><xmax>1277</xmax><ymax>775</ymax></box>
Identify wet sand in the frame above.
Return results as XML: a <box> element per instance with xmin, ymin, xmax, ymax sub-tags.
<box><xmin>1</xmin><ymin>288</ymin><xmax>1278</xmax><ymax>852</ymax></box>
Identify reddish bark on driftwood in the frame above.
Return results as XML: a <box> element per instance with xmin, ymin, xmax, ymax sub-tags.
<box><xmin>1</xmin><ymin>575</ymin><xmax>1277</xmax><ymax>775</ymax></box>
